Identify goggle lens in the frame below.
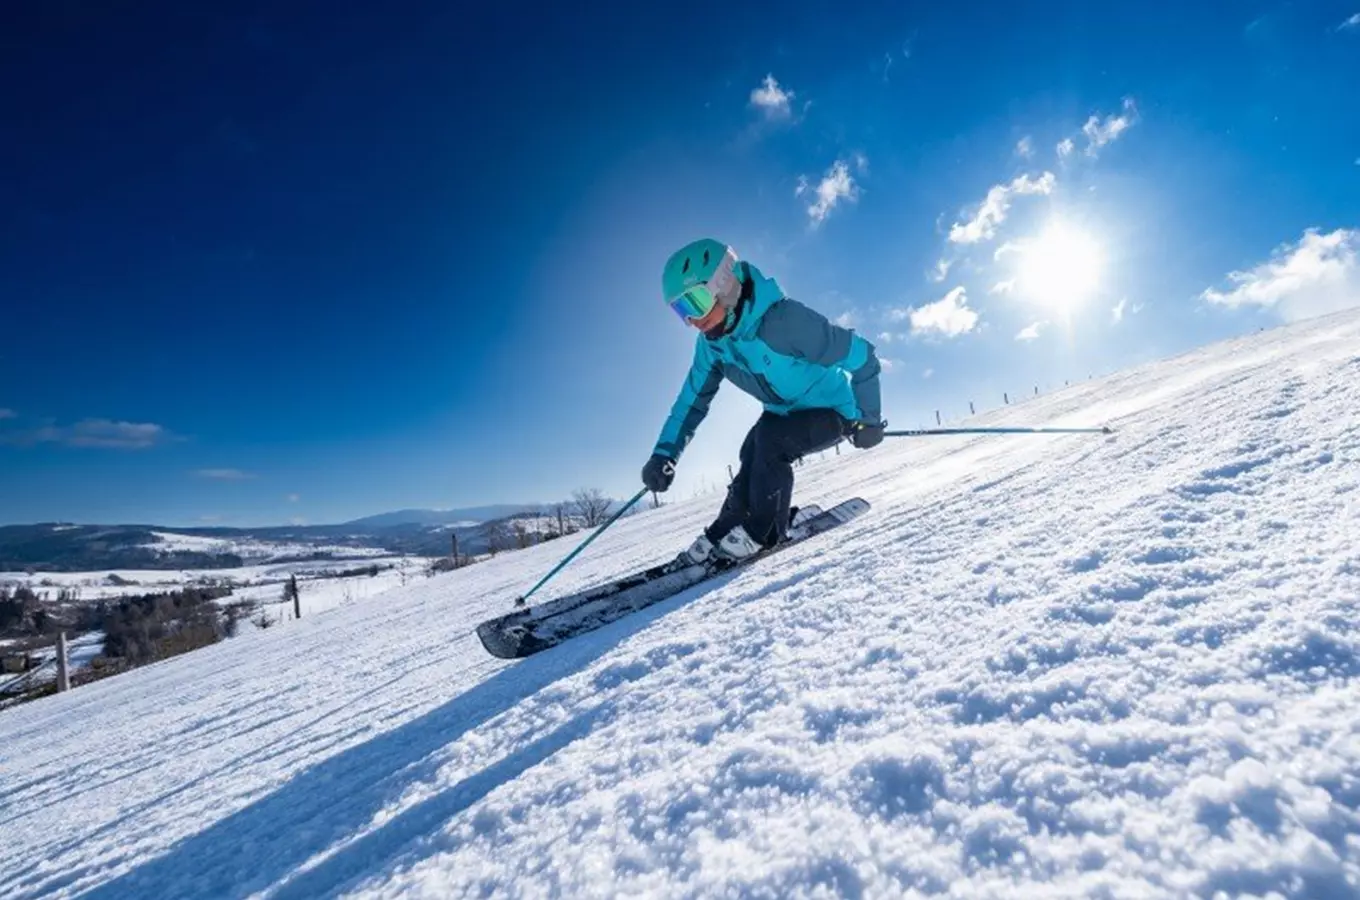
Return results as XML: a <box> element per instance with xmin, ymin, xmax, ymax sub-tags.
<box><xmin>667</xmin><ymin>284</ymin><xmax>717</xmax><ymax>322</ymax></box>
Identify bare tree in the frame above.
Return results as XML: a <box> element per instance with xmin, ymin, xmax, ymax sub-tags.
<box><xmin>552</xmin><ymin>501</ymin><xmax>576</xmax><ymax>536</ymax></box>
<box><xmin>572</xmin><ymin>488</ymin><xmax>612</xmax><ymax>528</ymax></box>
<box><xmin>486</xmin><ymin>520</ymin><xmax>513</xmax><ymax>557</ymax></box>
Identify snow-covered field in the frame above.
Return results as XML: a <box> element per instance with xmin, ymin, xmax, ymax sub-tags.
<box><xmin>2</xmin><ymin>556</ymin><xmax>426</xmax><ymax>603</ymax></box>
<box><xmin>141</xmin><ymin>531</ymin><xmax>391</xmax><ymax>563</ymax></box>
<box><xmin>1</xmin><ymin>558</ymin><xmax>429</xmax><ymax>695</ymax></box>
<box><xmin>2</xmin><ymin>310</ymin><xmax>1359</xmax><ymax>898</ymax></box>
<box><xmin>225</xmin><ymin>558</ymin><xmax>431</xmax><ymax>619</ymax></box>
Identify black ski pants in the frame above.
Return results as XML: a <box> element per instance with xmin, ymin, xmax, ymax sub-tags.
<box><xmin>705</xmin><ymin>408</ymin><xmax>849</xmax><ymax>548</ymax></box>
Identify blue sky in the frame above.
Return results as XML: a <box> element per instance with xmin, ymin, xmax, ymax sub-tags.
<box><xmin>2</xmin><ymin>1</ymin><xmax>1359</xmax><ymax>526</ymax></box>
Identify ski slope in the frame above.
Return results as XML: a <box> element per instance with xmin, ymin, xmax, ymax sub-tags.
<box><xmin>3</xmin><ymin>311</ymin><xmax>1359</xmax><ymax>899</ymax></box>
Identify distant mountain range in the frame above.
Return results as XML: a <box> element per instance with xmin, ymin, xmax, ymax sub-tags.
<box><xmin>342</xmin><ymin>505</ymin><xmax>534</xmax><ymax>529</ymax></box>
<box><xmin>0</xmin><ymin>504</ymin><xmax>552</xmax><ymax>573</ymax></box>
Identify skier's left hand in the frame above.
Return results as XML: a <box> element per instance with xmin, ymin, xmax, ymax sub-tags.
<box><xmin>849</xmin><ymin>421</ymin><xmax>885</xmax><ymax>449</ymax></box>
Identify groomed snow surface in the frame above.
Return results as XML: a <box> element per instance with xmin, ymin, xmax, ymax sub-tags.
<box><xmin>3</xmin><ymin>311</ymin><xmax>1360</xmax><ymax>899</ymax></box>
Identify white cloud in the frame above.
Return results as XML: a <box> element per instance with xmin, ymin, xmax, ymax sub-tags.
<box><xmin>948</xmin><ymin>172</ymin><xmax>1056</xmax><ymax>244</ymax></box>
<box><xmin>990</xmin><ymin>279</ymin><xmax>1016</xmax><ymax>296</ymax></box>
<box><xmin>880</xmin><ymin>358</ymin><xmax>898</xmax><ymax>372</ymax></box>
<box><xmin>749</xmin><ymin>74</ymin><xmax>794</xmax><ymax>119</ymax></box>
<box><xmin>1016</xmin><ymin>136</ymin><xmax>1034</xmax><ymax>159</ymax></box>
<box><xmin>1082</xmin><ymin>98</ymin><xmax>1137</xmax><ymax>157</ymax></box>
<box><xmin>876</xmin><ymin>331</ymin><xmax>894</xmax><ymax>344</ymax></box>
<box><xmin>929</xmin><ymin>259</ymin><xmax>952</xmax><ymax>282</ymax></box>
<box><xmin>893</xmin><ymin>287</ymin><xmax>979</xmax><ymax>338</ymax></box>
<box><xmin>922</xmin><ymin>368</ymin><xmax>934</xmax><ymax>379</ymax></box>
<box><xmin>1340</xmin><ymin>13</ymin><xmax>1360</xmax><ymax>30</ymax></box>
<box><xmin>803</xmin><ymin>159</ymin><xmax>861</xmax><ymax>224</ymax></box>
<box><xmin>0</xmin><ymin>408</ymin><xmax>14</xmax><ymax>420</ymax></box>
<box><xmin>1015</xmin><ymin>322</ymin><xmax>1044</xmax><ymax>341</ymax></box>
<box><xmin>194</xmin><ymin>468</ymin><xmax>255</xmax><ymax>480</ymax></box>
<box><xmin>1201</xmin><ymin>227</ymin><xmax>1360</xmax><ymax>322</ymax></box>
<box><xmin>2</xmin><ymin>418</ymin><xmax>170</xmax><ymax>449</ymax></box>
<box><xmin>834</xmin><ymin>310</ymin><xmax>857</xmax><ymax>328</ymax></box>
<box><xmin>1112</xmin><ymin>296</ymin><xmax>1141</xmax><ymax>323</ymax></box>
<box><xmin>1057</xmin><ymin>138</ymin><xmax>1075</xmax><ymax>159</ymax></box>
<box><xmin>287</xmin><ymin>493</ymin><xmax>301</xmax><ymax>503</ymax></box>
<box><xmin>993</xmin><ymin>241</ymin><xmax>1022</xmax><ymax>261</ymax></box>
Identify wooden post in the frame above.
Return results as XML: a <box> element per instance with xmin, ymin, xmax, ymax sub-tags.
<box><xmin>1034</xmin><ymin>385</ymin><xmax>1039</xmax><ymax>396</ymax></box>
<box><xmin>56</xmin><ymin>632</ymin><xmax>70</xmax><ymax>693</ymax></box>
<box><xmin>1004</xmin><ymin>392</ymin><xmax>1009</xmax><ymax>405</ymax></box>
<box><xmin>935</xmin><ymin>410</ymin><xmax>941</xmax><ymax>425</ymax></box>
<box><xmin>727</xmin><ymin>464</ymin><xmax>734</xmax><ymax>481</ymax></box>
<box><xmin>969</xmin><ymin>401</ymin><xmax>975</xmax><ymax>415</ymax></box>
<box><xmin>291</xmin><ymin>576</ymin><xmax>301</xmax><ymax>620</ymax></box>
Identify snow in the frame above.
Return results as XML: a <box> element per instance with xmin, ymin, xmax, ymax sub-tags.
<box><xmin>2</xmin><ymin>557</ymin><xmax>423</xmax><ymax>602</ymax></box>
<box><xmin>228</xmin><ymin>559</ymin><xmax>430</xmax><ymax>619</ymax></box>
<box><xmin>2</xmin><ymin>310</ymin><xmax>1360</xmax><ymax>898</ymax></box>
<box><xmin>140</xmin><ymin>530</ymin><xmax>390</xmax><ymax>562</ymax></box>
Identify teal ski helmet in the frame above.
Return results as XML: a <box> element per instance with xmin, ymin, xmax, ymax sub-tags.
<box><xmin>661</xmin><ymin>238</ymin><xmax>741</xmax><ymax>322</ymax></box>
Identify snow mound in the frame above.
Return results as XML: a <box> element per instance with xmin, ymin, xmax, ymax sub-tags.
<box><xmin>2</xmin><ymin>310</ymin><xmax>1360</xmax><ymax>898</ymax></box>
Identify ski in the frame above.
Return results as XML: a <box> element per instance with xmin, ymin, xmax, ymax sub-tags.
<box><xmin>475</xmin><ymin>498</ymin><xmax>869</xmax><ymax>659</ymax></box>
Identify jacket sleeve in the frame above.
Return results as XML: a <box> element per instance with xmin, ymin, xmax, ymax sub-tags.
<box><xmin>757</xmin><ymin>298</ymin><xmax>883</xmax><ymax>423</ymax></box>
<box><xmin>653</xmin><ymin>339</ymin><xmax>723</xmax><ymax>460</ymax></box>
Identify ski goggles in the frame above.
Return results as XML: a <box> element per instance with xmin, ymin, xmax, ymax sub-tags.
<box><xmin>665</xmin><ymin>252</ymin><xmax>741</xmax><ymax>323</ymax></box>
<box><xmin>667</xmin><ymin>283</ymin><xmax>720</xmax><ymax>322</ymax></box>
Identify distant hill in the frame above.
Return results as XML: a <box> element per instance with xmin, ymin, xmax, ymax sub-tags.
<box><xmin>0</xmin><ymin>502</ymin><xmax>585</xmax><ymax>573</ymax></box>
<box><xmin>342</xmin><ymin>505</ymin><xmax>537</xmax><ymax>529</ymax></box>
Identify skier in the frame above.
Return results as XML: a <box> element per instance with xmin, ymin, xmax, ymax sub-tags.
<box><xmin>641</xmin><ymin>238</ymin><xmax>884</xmax><ymax>565</ymax></box>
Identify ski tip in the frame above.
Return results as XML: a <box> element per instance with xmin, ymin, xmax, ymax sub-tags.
<box><xmin>476</xmin><ymin>620</ymin><xmax>525</xmax><ymax>659</ymax></box>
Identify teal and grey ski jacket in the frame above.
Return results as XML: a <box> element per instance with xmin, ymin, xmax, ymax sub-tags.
<box><xmin>653</xmin><ymin>262</ymin><xmax>882</xmax><ymax>461</ymax></box>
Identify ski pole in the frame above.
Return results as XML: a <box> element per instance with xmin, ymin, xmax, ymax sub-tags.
<box><xmin>884</xmin><ymin>425</ymin><xmax>1112</xmax><ymax>437</ymax></box>
<box><xmin>515</xmin><ymin>487</ymin><xmax>649</xmax><ymax>607</ymax></box>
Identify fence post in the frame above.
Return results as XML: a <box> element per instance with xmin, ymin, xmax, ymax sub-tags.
<box><xmin>935</xmin><ymin>410</ymin><xmax>941</xmax><ymax>425</ymax></box>
<box><xmin>56</xmin><ymin>632</ymin><xmax>70</xmax><ymax>693</ymax></box>
<box><xmin>727</xmin><ymin>464</ymin><xmax>734</xmax><ymax>481</ymax></box>
<box><xmin>1004</xmin><ymin>392</ymin><xmax>1009</xmax><ymax>405</ymax></box>
<box><xmin>1034</xmin><ymin>385</ymin><xmax>1039</xmax><ymax>396</ymax></box>
<box><xmin>969</xmin><ymin>401</ymin><xmax>975</xmax><ymax>415</ymax></box>
<box><xmin>292</xmin><ymin>577</ymin><xmax>302</xmax><ymax>621</ymax></box>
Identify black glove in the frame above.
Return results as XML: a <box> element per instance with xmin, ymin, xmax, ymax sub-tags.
<box><xmin>849</xmin><ymin>421</ymin><xmax>885</xmax><ymax>450</ymax></box>
<box><xmin>641</xmin><ymin>454</ymin><xmax>676</xmax><ymax>492</ymax></box>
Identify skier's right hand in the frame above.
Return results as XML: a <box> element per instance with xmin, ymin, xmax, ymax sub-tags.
<box><xmin>641</xmin><ymin>454</ymin><xmax>676</xmax><ymax>492</ymax></box>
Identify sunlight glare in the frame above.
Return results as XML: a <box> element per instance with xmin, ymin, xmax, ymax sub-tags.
<box><xmin>1018</xmin><ymin>222</ymin><xmax>1103</xmax><ymax>313</ymax></box>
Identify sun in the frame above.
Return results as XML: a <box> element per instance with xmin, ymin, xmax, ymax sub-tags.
<box><xmin>1018</xmin><ymin>221</ymin><xmax>1103</xmax><ymax>313</ymax></box>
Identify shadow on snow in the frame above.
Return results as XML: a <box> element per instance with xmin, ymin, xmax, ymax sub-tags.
<box><xmin>71</xmin><ymin>569</ymin><xmax>745</xmax><ymax>900</ymax></box>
